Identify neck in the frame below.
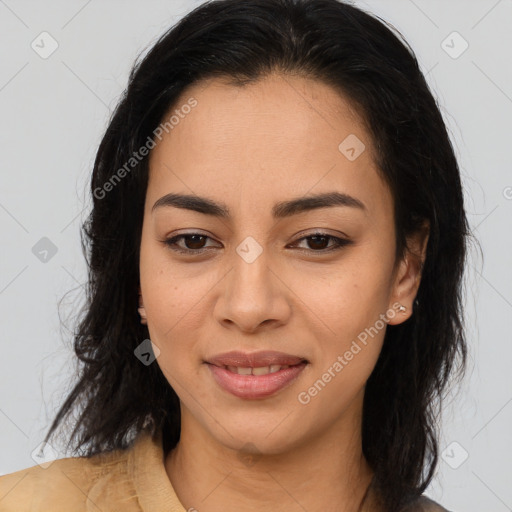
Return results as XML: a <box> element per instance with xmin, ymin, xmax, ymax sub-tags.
<box><xmin>165</xmin><ymin>393</ymin><xmax>377</xmax><ymax>512</ymax></box>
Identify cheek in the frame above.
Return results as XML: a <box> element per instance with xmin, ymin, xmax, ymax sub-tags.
<box><xmin>144</xmin><ymin>276</ymin><xmax>203</xmax><ymax>348</ymax></box>
<box><xmin>139</xmin><ymin>248</ymin><xmax>215</xmax><ymax>378</ymax></box>
<box><xmin>140</xmin><ymin>240</ymin><xmax>201</xmax><ymax>325</ymax></box>
<box><xmin>292</xmin><ymin>254</ymin><xmax>391</xmax><ymax>332</ymax></box>
<box><xmin>290</xmin><ymin>253</ymin><xmax>392</xmax><ymax>383</ymax></box>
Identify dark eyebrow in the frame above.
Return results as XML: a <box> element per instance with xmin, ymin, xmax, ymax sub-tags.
<box><xmin>152</xmin><ymin>191</ymin><xmax>366</xmax><ymax>218</ymax></box>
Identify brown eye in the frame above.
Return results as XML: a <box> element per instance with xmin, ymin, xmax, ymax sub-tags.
<box><xmin>180</xmin><ymin>234</ymin><xmax>208</xmax><ymax>250</ymax></box>
<box><xmin>290</xmin><ymin>233</ymin><xmax>352</xmax><ymax>253</ymax></box>
<box><xmin>163</xmin><ymin>233</ymin><xmax>218</xmax><ymax>253</ymax></box>
<box><xmin>305</xmin><ymin>235</ymin><xmax>330</xmax><ymax>250</ymax></box>
<box><xmin>163</xmin><ymin>231</ymin><xmax>352</xmax><ymax>256</ymax></box>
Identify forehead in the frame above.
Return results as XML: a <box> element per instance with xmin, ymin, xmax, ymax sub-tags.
<box><xmin>146</xmin><ymin>73</ymin><xmax>392</xmax><ymax>221</ymax></box>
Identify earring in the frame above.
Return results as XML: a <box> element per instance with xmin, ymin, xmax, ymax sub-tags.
<box><xmin>398</xmin><ymin>304</ymin><xmax>407</xmax><ymax>313</ymax></box>
<box><xmin>138</xmin><ymin>295</ymin><xmax>147</xmax><ymax>325</ymax></box>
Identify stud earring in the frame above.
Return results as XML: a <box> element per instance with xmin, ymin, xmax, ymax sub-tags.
<box><xmin>398</xmin><ymin>304</ymin><xmax>407</xmax><ymax>313</ymax></box>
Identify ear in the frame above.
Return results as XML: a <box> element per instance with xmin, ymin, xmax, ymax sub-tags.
<box><xmin>387</xmin><ymin>220</ymin><xmax>429</xmax><ymax>325</ymax></box>
<box><xmin>138</xmin><ymin>285</ymin><xmax>147</xmax><ymax>325</ymax></box>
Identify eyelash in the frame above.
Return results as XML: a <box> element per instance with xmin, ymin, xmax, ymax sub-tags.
<box><xmin>162</xmin><ymin>232</ymin><xmax>352</xmax><ymax>255</ymax></box>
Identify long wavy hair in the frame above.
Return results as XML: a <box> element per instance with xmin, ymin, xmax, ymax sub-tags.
<box><xmin>44</xmin><ymin>1</ymin><xmax>472</xmax><ymax>510</ymax></box>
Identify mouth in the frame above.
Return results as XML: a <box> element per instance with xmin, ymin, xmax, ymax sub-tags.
<box><xmin>215</xmin><ymin>364</ymin><xmax>300</xmax><ymax>376</ymax></box>
<box><xmin>204</xmin><ymin>351</ymin><xmax>309</xmax><ymax>399</ymax></box>
<box><xmin>206</xmin><ymin>350</ymin><xmax>308</xmax><ymax>368</ymax></box>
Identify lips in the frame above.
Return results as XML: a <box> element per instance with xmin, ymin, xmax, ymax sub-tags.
<box><xmin>205</xmin><ymin>350</ymin><xmax>308</xmax><ymax>399</ymax></box>
<box><xmin>206</xmin><ymin>350</ymin><xmax>307</xmax><ymax>368</ymax></box>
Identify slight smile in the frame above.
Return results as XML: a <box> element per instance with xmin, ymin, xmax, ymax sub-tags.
<box><xmin>205</xmin><ymin>350</ymin><xmax>309</xmax><ymax>399</ymax></box>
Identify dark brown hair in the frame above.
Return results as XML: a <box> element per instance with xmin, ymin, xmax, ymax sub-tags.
<box><xmin>44</xmin><ymin>1</ymin><xmax>472</xmax><ymax>510</ymax></box>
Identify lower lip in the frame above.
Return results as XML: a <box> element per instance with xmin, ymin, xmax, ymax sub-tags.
<box><xmin>207</xmin><ymin>363</ymin><xmax>307</xmax><ymax>399</ymax></box>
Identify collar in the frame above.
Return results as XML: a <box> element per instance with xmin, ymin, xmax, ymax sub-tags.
<box><xmin>128</xmin><ymin>427</ymin><xmax>186</xmax><ymax>512</ymax></box>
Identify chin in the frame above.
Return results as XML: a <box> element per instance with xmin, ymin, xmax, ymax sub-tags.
<box><xmin>206</xmin><ymin>416</ymin><xmax>306</xmax><ymax>457</ymax></box>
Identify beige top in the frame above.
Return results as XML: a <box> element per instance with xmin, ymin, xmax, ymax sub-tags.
<box><xmin>0</xmin><ymin>428</ymin><xmax>186</xmax><ymax>511</ymax></box>
<box><xmin>0</xmin><ymin>428</ymin><xmax>449</xmax><ymax>511</ymax></box>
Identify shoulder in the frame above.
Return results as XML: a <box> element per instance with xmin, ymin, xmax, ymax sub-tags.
<box><xmin>0</xmin><ymin>444</ymin><xmax>135</xmax><ymax>512</ymax></box>
<box><xmin>400</xmin><ymin>494</ymin><xmax>452</xmax><ymax>512</ymax></box>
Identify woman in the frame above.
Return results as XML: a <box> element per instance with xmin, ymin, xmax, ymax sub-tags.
<box><xmin>0</xmin><ymin>0</ymin><xmax>470</xmax><ymax>510</ymax></box>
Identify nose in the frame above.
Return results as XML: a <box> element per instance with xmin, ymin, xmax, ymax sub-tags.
<box><xmin>214</xmin><ymin>248</ymin><xmax>292</xmax><ymax>334</ymax></box>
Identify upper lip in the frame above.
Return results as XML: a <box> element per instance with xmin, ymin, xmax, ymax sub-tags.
<box><xmin>206</xmin><ymin>350</ymin><xmax>308</xmax><ymax>368</ymax></box>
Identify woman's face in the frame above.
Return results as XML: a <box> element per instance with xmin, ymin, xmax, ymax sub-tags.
<box><xmin>139</xmin><ymin>73</ymin><xmax>425</xmax><ymax>455</ymax></box>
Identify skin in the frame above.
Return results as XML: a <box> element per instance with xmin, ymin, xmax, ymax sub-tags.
<box><xmin>139</xmin><ymin>72</ymin><xmax>429</xmax><ymax>512</ymax></box>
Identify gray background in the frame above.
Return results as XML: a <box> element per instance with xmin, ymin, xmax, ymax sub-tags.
<box><xmin>1</xmin><ymin>1</ymin><xmax>511</xmax><ymax>510</ymax></box>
